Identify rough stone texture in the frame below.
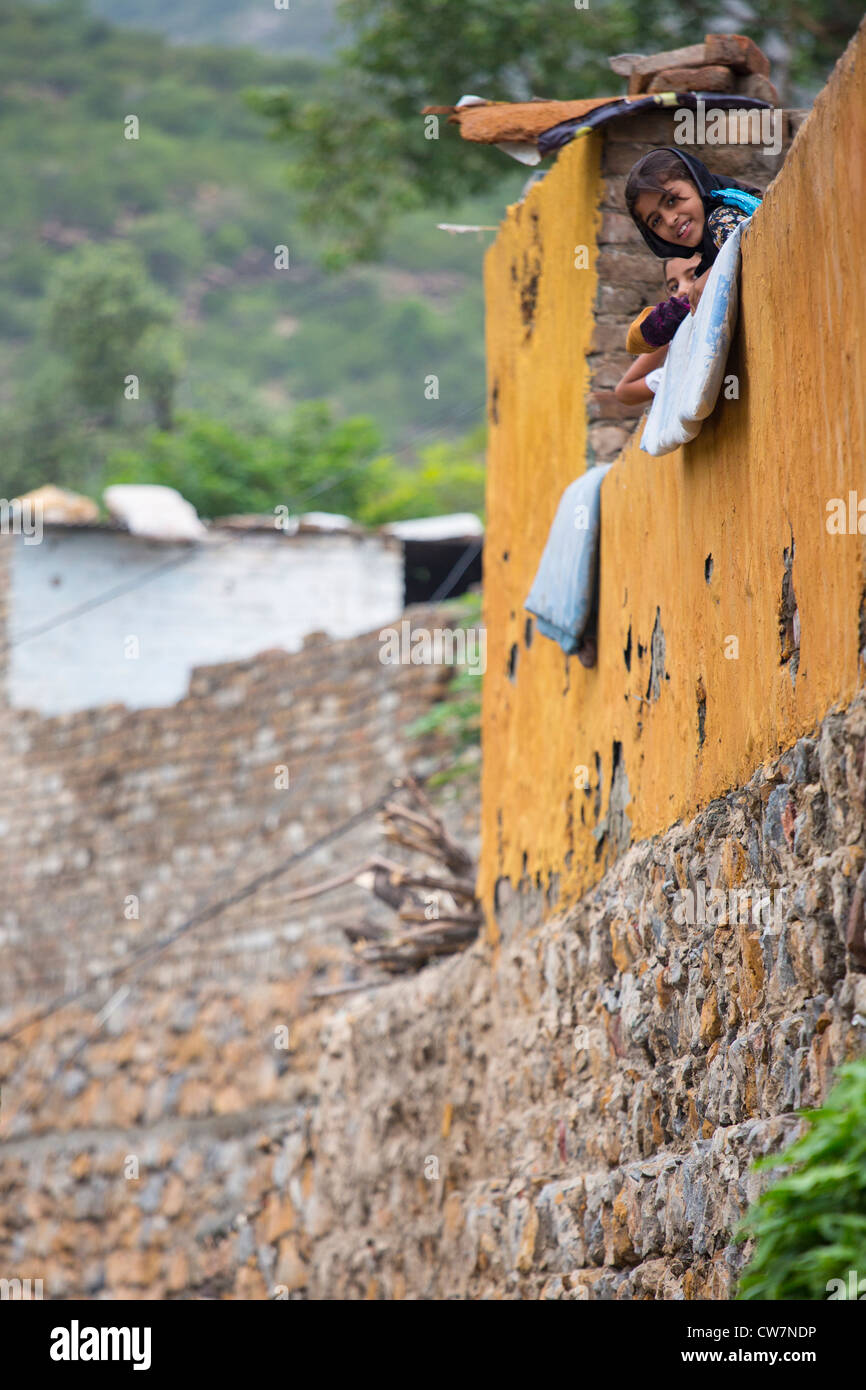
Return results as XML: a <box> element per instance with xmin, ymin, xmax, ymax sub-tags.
<box><xmin>2</xmin><ymin>693</ymin><xmax>864</xmax><ymax>1298</ymax></box>
<box><xmin>646</xmin><ymin>66</ymin><xmax>736</xmax><ymax>94</ymax></box>
<box><xmin>283</xmin><ymin>695</ymin><xmax>866</xmax><ymax>1299</ymax></box>
<box><xmin>2</xmin><ymin>30</ymin><xmax>865</xmax><ymax>1304</ymax></box>
<box><xmin>0</xmin><ymin>566</ymin><xmax>474</xmax><ymax>1010</ymax></box>
<box><xmin>0</xmin><ymin>541</ymin><xmax>481</xmax><ymax>1298</ymax></box>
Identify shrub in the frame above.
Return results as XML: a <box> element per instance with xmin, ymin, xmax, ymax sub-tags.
<box><xmin>736</xmin><ymin>1055</ymin><xmax>866</xmax><ymax>1300</ymax></box>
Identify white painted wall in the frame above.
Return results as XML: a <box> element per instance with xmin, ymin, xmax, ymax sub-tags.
<box><xmin>8</xmin><ymin>529</ymin><xmax>403</xmax><ymax>714</ymax></box>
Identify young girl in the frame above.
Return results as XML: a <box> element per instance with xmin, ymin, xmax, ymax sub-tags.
<box><xmin>615</xmin><ymin>253</ymin><xmax>702</xmax><ymax>405</ymax></box>
<box><xmin>624</xmin><ymin>148</ymin><xmax>762</xmax><ymax>312</ymax></box>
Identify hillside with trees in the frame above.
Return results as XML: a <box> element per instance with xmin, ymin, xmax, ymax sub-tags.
<box><xmin>2</xmin><ymin>0</ymin><xmax>506</xmax><ymax>517</ymax></box>
<box><xmin>7</xmin><ymin>0</ymin><xmax>859</xmax><ymax>519</ymax></box>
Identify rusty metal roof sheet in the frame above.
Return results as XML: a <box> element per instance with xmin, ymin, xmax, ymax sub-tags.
<box><xmin>422</xmin><ymin>96</ymin><xmax>632</xmax><ymax>145</ymax></box>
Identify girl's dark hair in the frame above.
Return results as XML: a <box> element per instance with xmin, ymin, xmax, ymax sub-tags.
<box><xmin>625</xmin><ymin>150</ymin><xmax>695</xmax><ymax>221</ymax></box>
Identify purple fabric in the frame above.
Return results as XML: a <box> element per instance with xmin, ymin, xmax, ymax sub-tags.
<box><xmin>640</xmin><ymin>295</ymin><xmax>691</xmax><ymax>348</ymax></box>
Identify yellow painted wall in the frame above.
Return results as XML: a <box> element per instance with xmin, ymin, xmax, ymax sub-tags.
<box><xmin>479</xmin><ymin>23</ymin><xmax>866</xmax><ymax>923</ymax></box>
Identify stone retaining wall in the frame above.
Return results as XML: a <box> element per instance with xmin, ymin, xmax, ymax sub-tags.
<box><xmin>0</xmin><ymin>553</ymin><xmax>480</xmax><ymax>1299</ymax></box>
<box><xmin>269</xmin><ymin>693</ymin><xmax>866</xmax><ymax>1299</ymax></box>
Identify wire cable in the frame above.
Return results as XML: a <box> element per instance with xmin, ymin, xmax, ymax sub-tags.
<box><xmin>429</xmin><ymin>537</ymin><xmax>484</xmax><ymax>603</ymax></box>
<box><xmin>0</xmin><ymin>541</ymin><xmax>222</xmax><ymax>656</ymax></box>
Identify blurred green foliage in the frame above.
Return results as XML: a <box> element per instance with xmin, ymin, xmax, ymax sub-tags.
<box><xmin>45</xmin><ymin>243</ymin><xmax>179</xmax><ymax>424</ymax></box>
<box><xmin>22</xmin><ymin>0</ymin><xmax>855</xmax><ymax>515</ymax></box>
<box><xmin>736</xmin><ymin>1056</ymin><xmax>866</xmax><ymax>1300</ymax></box>
<box><xmin>1</xmin><ymin>0</ymin><xmax>501</xmax><ymax>519</ymax></box>
<box><xmin>101</xmin><ymin>407</ymin><xmax>485</xmax><ymax>525</ymax></box>
<box><xmin>259</xmin><ymin>0</ymin><xmax>863</xmax><ymax>263</ymax></box>
<box><xmin>76</xmin><ymin>0</ymin><xmax>339</xmax><ymax>55</ymax></box>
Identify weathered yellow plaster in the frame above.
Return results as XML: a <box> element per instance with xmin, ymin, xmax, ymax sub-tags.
<box><xmin>479</xmin><ymin>26</ymin><xmax>866</xmax><ymax>925</ymax></box>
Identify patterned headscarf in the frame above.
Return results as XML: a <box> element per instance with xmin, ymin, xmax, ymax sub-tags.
<box><xmin>628</xmin><ymin>147</ymin><xmax>762</xmax><ymax>275</ymax></box>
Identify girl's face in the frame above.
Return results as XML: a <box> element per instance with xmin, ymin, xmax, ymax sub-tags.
<box><xmin>635</xmin><ymin>178</ymin><xmax>704</xmax><ymax>247</ymax></box>
<box><xmin>664</xmin><ymin>254</ymin><xmax>702</xmax><ymax>298</ymax></box>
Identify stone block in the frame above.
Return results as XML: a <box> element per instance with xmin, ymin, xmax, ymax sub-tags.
<box><xmin>647</xmin><ymin>65</ymin><xmax>736</xmax><ymax>95</ymax></box>
<box><xmin>704</xmin><ymin>34</ymin><xmax>771</xmax><ymax>77</ymax></box>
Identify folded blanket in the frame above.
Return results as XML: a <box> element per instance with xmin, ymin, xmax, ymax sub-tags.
<box><xmin>525</xmin><ymin>464</ymin><xmax>613</xmax><ymax>655</ymax></box>
<box><xmin>640</xmin><ymin>217</ymin><xmax>749</xmax><ymax>457</ymax></box>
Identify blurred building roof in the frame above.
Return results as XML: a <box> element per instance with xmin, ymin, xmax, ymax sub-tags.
<box><xmin>381</xmin><ymin>513</ymin><xmax>484</xmax><ymax>542</ymax></box>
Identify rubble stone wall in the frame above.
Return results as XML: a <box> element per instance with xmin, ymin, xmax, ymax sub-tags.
<box><xmin>0</xmin><ymin>573</ymin><xmax>467</xmax><ymax>1011</ymax></box>
<box><xmin>3</xmin><ymin>27</ymin><xmax>866</xmax><ymax>1304</ymax></box>
<box><xmin>0</xmin><ymin>556</ymin><xmax>479</xmax><ymax>1299</ymax></box>
<box><xmin>279</xmin><ymin>694</ymin><xmax>866</xmax><ymax>1299</ymax></box>
<box><xmin>7</xmin><ymin>691</ymin><xmax>857</xmax><ymax>1299</ymax></box>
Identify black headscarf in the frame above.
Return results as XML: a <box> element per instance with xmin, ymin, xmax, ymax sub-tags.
<box><xmin>629</xmin><ymin>147</ymin><xmax>762</xmax><ymax>276</ymax></box>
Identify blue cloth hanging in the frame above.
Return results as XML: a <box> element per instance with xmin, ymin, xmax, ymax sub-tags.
<box><xmin>524</xmin><ymin>464</ymin><xmax>612</xmax><ymax>655</ymax></box>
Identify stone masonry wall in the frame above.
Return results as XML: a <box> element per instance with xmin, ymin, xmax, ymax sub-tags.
<box><xmin>0</xmin><ymin>570</ymin><xmax>469</xmax><ymax>1011</ymax></box>
<box><xmin>0</xmin><ymin>538</ymin><xmax>481</xmax><ymax>1298</ymax></box>
<box><xmin>6</xmin><ymin>686</ymin><xmax>858</xmax><ymax>1299</ymax></box>
<box><xmin>3</xmin><ymin>37</ymin><xmax>864</xmax><ymax>1303</ymax></box>
<box><xmin>258</xmin><ymin>692</ymin><xmax>866</xmax><ymax>1299</ymax></box>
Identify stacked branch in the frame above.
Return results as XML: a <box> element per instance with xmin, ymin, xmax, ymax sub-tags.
<box><xmin>306</xmin><ymin>777</ymin><xmax>481</xmax><ymax>997</ymax></box>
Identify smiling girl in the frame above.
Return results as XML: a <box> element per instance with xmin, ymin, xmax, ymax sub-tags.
<box><xmin>625</xmin><ymin>148</ymin><xmax>762</xmax><ymax>312</ymax></box>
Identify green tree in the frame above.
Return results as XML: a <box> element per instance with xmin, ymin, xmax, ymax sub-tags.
<box><xmin>256</xmin><ymin>0</ymin><xmax>863</xmax><ymax>264</ymax></box>
<box><xmin>45</xmin><ymin>243</ymin><xmax>177</xmax><ymax>425</ymax></box>
<box><xmin>137</xmin><ymin>323</ymin><xmax>185</xmax><ymax>431</ymax></box>
<box><xmin>0</xmin><ymin>370</ymin><xmax>95</xmax><ymax>499</ymax></box>
<box><xmin>100</xmin><ymin>404</ymin><xmax>486</xmax><ymax>523</ymax></box>
<box><xmin>102</xmin><ymin>404</ymin><xmax>383</xmax><ymax>518</ymax></box>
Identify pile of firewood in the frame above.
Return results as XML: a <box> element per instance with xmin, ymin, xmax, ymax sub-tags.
<box><xmin>610</xmin><ymin>34</ymin><xmax>777</xmax><ymax>105</ymax></box>
<box><xmin>299</xmin><ymin>777</ymin><xmax>482</xmax><ymax>998</ymax></box>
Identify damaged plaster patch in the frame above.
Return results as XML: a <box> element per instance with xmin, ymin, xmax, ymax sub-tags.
<box><xmin>519</xmin><ymin>258</ymin><xmax>541</xmax><ymax>338</ymax></box>
<box><xmin>779</xmin><ymin>534</ymin><xmax>800</xmax><ymax>686</ymax></box>
<box><xmin>607</xmin><ymin>742</ymin><xmax>632</xmax><ymax>858</ymax></box>
<box><xmin>696</xmin><ymin>676</ymin><xmax>707</xmax><ymax>749</ymax></box>
<box><xmin>645</xmin><ymin>607</ymin><xmax>666</xmax><ymax>702</ymax></box>
<box><xmin>518</xmin><ymin>214</ymin><xmax>543</xmax><ymax>341</ymax></box>
<box><xmin>593</xmin><ymin>741</ymin><xmax>632</xmax><ymax>862</ymax></box>
<box><xmin>546</xmin><ymin>873</ymin><xmax>560</xmax><ymax>909</ymax></box>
